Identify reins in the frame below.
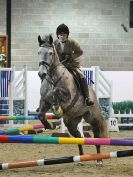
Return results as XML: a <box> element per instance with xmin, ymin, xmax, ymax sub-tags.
<box><xmin>38</xmin><ymin>41</ymin><xmax>80</xmax><ymax>113</ymax></box>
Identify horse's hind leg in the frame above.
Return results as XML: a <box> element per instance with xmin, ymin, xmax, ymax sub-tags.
<box><xmin>83</xmin><ymin>112</ymin><xmax>104</xmax><ymax>166</ymax></box>
<box><xmin>64</xmin><ymin>116</ymin><xmax>84</xmax><ymax>155</ymax></box>
<box><xmin>91</xmin><ymin>119</ymin><xmax>103</xmax><ymax>166</ymax></box>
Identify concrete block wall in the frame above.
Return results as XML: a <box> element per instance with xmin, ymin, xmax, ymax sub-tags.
<box><xmin>0</xmin><ymin>0</ymin><xmax>6</xmax><ymax>34</ymax></box>
<box><xmin>0</xmin><ymin>0</ymin><xmax>133</xmax><ymax>70</ymax></box>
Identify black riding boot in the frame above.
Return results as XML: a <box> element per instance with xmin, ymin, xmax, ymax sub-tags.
<box><xmin>81</xmin><ymin>78</ymin><xmax>94</xmax><ymax>106</ymax></box>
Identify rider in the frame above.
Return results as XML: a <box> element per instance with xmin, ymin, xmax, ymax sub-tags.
<box><xmin>54</xmin><ymin>23</ymin><xmax>94</xmax><ymax>106</ymax></box>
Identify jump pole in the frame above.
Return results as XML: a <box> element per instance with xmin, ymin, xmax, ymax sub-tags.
<box><xmin>0</xmin><ymin>121</ymin><xmax>61</xmax><ymax>135</ymax></box>
<box><xmin>0</xmin><ymin>124</ymin><xmax>44</xmax><ymax>135</ymax></box>
<box><xmin>0</xmin><ymin>149</ymin><xmax>133</xmax><ymax>170</ymax></box>
<box><xmin>0</xmin><ymin>113</ymin><xmax>60</xmax><ymax>121</ymax></box>
<box><xmin>1</xmin><ymin>136</ymin><xmax>133</xmax><ymax>146</ymax></box>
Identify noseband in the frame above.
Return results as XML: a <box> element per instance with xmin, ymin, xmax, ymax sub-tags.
<box><xmin>39</xmin><ymin>60</ymin><xmax>51</xmax><ymax>67</ymax></box>
<box><xmin>39</xmin><ymin>44</ymin><xmax>55</xmax><ymax>69</ymax></box>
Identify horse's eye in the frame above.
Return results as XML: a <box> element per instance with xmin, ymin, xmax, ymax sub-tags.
<box><xmin>49</xmin><ymin>52</ymin><xmax>53</xmax><ymax>55</ymax></box>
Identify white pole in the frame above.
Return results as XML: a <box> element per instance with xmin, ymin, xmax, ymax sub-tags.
<box><xmin>61</xmin><ymin>118</ymin><xmax>66</xmax><ymax>133</ymax></box>
<box><xmin>23</xmin><ymin>65</ymin><xmax>28</xmax><ymax>126</ymax></box>
<box><xmin>109</xmin><ymin>80</ymin><xmax>113</xmax><ymax>118</ymax></box>
<box><xmin>9</xmin><ymin>67</ymin><xmax>14</xmax><ymax>127</ymax></box>
<box><xmin>94</xmin><ymin>66</ymin><xmax>100</xmax><ymax>100</ymax></box>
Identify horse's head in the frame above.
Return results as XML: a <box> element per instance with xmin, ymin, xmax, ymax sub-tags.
<box><xmin>38</xmin><ymin>34</ymin><xmax>54</xmax><ymax>79</ymax></box>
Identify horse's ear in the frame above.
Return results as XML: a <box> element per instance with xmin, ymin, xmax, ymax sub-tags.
<box><xmin>49</xmin><ymin>34</ymin><xmax>53</xmax><ymax>45</ymax></box>
<box><xmin>38</xmin><ymin>35</ymin><xmax>42</xmax><ymax>46</ymax></box>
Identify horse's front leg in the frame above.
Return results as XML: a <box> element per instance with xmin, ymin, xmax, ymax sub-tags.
<box><xmin>64</xmin><ymin>116</ymin><xmax>83</xmax><ymax>155</ymax></box>
<box><xmin>38</xmin><ymin>99</ymin><xmax>55</xmax><ymax>130</ymax></box>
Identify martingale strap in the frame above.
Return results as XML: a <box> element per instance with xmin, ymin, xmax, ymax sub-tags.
<box><xmin>63</xmin><ymin>88</ymin><xmax>79</xmax><ymax>114</ymax></box>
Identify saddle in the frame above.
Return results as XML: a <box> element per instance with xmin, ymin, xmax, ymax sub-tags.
<box><xmin>64</xmin><ymin>64</ymin><xmax>82</xmax><ymax>91</ymax></box>
<box><xmin>61</xmin><ymin>54</ymin><xmax>84</xmax><ymax>95</ymax></box>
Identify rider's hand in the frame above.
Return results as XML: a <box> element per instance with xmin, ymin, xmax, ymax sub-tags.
<box><xmin>62</xmin><ymin>53</ymin><xmax>73</xmax><ymax>60</ymax></box>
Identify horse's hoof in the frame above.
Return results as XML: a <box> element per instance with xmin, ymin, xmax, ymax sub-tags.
<box><xmin>96</xmin><ymin>160</ymin><xmax>103</xmax><ymax>167</ymax></box>
<box><xmin>36</xmin><ymin>107</ymin><xmax>39</xmax><ymax>112</ymax></box>
<box><xmin>19</xmin><ymin>132</ymin><xmax>25</xmax><ymax>135</ymax></box>
<box><xmin>52</xmin><ymin>105</ymin><xmax>63</xmax><ymax>116</ymax></box>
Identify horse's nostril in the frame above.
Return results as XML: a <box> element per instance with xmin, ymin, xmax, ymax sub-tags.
<box><xmin>42</xmin><ymin>73</ymin><xmax>46</xmax><ymax>77</ymax></box>
<box><xmin>38</xmin><ymin>72</ymin><xmax>46</xmax><ymax>80</ymax></box>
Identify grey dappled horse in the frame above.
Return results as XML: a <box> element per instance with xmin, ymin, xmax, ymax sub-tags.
<box><xmin>37</xmin><ymin>34</ymin><xmax>108</xmax><ymax>166</ymax></box>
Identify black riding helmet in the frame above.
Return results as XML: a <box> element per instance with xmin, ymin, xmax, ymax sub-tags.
<box><xmin>56</xmin><ymin>24</ymin><xmax>69</xmax><ymax>36</ymax></box>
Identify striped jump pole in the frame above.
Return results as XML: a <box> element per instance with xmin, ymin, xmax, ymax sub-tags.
<box><xmin>0</xmin><ymin>113</ymin><xmax>60</xmax><ymax>121</ymax></box>
<box><xmin>0</xmin><ymin>149</ymin><xmax>133</xmax><ymax>170</ymax></box>
<box><xmin>0</xmin><ymin>121</ymin><xmax>61</xmax><ymax>135</ymax></box>
<box><xmin>0</xmin><ymin>124</ymin><xmax>45</xmax><ymax>135</ymax></box>
<box><xmin>1</xmin><ymin>136</ymin><xmax>133</xmax><ymax>146</ymax></box>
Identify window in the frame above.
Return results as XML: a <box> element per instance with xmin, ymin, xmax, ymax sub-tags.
<box><xmin>0</xmin><ymin>35</ymin><xmax>8</xmax><ymax>67</ymax></box>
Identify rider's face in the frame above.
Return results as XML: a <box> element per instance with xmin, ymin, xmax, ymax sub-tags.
<box><xmin>58</xmin><ymin>33</ymin><xmax>68</xmax><ymax>42</ymax></box>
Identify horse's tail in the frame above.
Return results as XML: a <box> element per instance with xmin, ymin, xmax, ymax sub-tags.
<box><xmin>89</xmin><ymin>87</ymin><xmax>109</xmax><ymax>138</ymax></box>
<box><xmin>98</xmin><ymin>114</ymin><xmax>109</xmax><ymax>138</ymax></box>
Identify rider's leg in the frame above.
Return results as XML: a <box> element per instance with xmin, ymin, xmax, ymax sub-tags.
<box><xmin>80</xmin><ymin>77</ymin><xmax>94</xmax><ymax>106</ymax></box>
<box><xmin>75</xmin><ymin>68</ymin><xmax>94</xmax><ymax>106</ymax></box>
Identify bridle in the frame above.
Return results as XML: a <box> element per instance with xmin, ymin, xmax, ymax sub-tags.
<box><xmin>39</xmin><ymin>44</ymin><xmax>56</xmax><ymax>69</ymax></box>
<box><xmin>38</xmin><ymin>43</ymin><xmax>67</xmax><ymax>87</ymax></box>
